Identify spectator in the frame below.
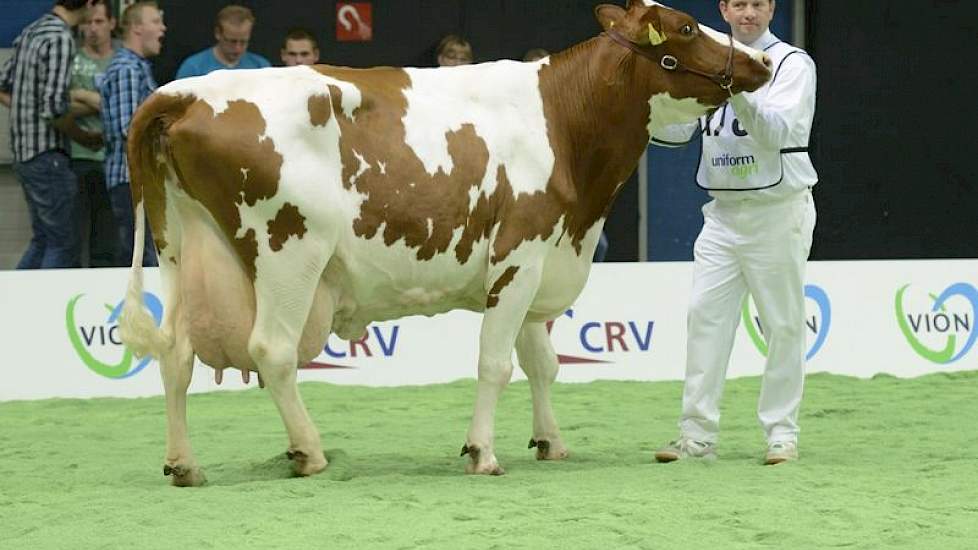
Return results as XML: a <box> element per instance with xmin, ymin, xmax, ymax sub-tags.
<box><xmin>523</xmin><ymin>48</ymin><xmax>549</xmax><ymax>62</ymax></box>
<box><xmin>70</xmin><ymin>0</ymin><xmax>120</xmax><ymax>267</ymax></box>
<box><xmin>0</xmin><ymin>0</ymin><xmax>100</xmax><ymax>269</ymax></box>
<box><xmin>436</xmin><ymin>34</ymin><xmax>472</xmax><ymax>67</ymax></box>
<box><xmin>100</xmin><ymin>0</ymin><xmax>165</xmax><ymax>267</ymax></box>
<box><xmin>175</xmin><ymin>5</ymin><xmax>270</xmax><ymax>78</ymax></box>
<box><xmin>280</xmin><ymin>28</ymin><xmax>320</xmax><ymax>66</ymax></box>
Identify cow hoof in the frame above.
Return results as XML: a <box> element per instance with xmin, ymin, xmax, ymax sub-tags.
<box><xmin>461</xmin><ymin>444</ymin><xmax>505</xmax><ymax>475</ymax></box>
<box><xmin>286</xmin><ymin>449</ymin><xmax>328</xmax><ymax>477</ymax></box>
<box><xmin>465</xmin><ymin>460</ymin><xmax>505</xmax><ymax>476</ymax></box>
<box><xmin>163</xmin><ymin>463</ymin><xmax>207</xmax><ymax>487</ymax></box>
<box><xmin>528</xmin><ymin>438</ymin><xmax>569</xmax><ymax>461</ymax></box>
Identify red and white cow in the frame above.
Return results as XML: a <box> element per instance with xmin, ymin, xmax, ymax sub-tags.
<box><xmin>120</xmin><ymin>0</ymin><xmax>770</xmax><ymax>485</ymax></box>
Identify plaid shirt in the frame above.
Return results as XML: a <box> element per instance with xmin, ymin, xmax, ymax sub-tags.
<box><xmin>0</xmin><ymin>13</ymin><xmax>75</xmax><ymax>163</ymax></box>
<box><xmin>100</xmin><ymin>47</ymin><xmax>157</xmax><ymax>189</ymax></box>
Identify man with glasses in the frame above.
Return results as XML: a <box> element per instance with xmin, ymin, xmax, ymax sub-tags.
<box><xmin>175</xmin><ymin>5</ymin><xmax>269</xmax><ymax>79</ymax></box>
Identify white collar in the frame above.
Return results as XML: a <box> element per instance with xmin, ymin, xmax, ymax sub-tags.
<box><xmin>746</xmin><ymin>30</ymin><xmax>780</xmax><ymax>51</ymax></box>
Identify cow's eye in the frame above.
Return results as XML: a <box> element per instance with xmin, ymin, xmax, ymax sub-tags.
<box><xmin>681</xmin><ymin>24</ymin><xmax>694</xmax><ymax>36</ymax></box>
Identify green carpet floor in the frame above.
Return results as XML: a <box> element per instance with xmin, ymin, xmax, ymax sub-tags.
<box><xmin>1</xmin><ymin>371</ymin><xmax>976</xmax><ymax>549</ymax></box>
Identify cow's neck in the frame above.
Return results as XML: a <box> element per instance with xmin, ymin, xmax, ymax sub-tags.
<box><xmin>537</xmin><ymin>36</ymin><xmax>667</xmax><ymax>247</ymax></box>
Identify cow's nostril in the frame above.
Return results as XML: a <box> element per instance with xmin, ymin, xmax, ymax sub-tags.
<box><xmin>761</xmin><ymin>54</ymin><xmax>772</xmax><ymax>69</ymax></box>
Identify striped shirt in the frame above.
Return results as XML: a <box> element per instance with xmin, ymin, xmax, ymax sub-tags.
<box><xmin>0</xmin><ymin>13</ymin><xmax>75</xmax><ymax>163</ymax></box>
<box><xmin>100</xmin><ymin>47</ymin><xmax>157</xmax><ymax>189</ymax></box>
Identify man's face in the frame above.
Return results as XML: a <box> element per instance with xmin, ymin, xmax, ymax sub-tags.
<box><xmin>720</xmin><ymin>0</ymin><xmax>775</xmax><ymax>45</ymax></box>
<box><xmin>281</xmin><ymin>38</ymin><xmax>319</xmax><ymax>66</ymax></box>
<box><xmin>76</xmin><ymin>0</ymin><xmax>96</xmax><ymax>25</ymax></box>
<box><xmin>136</xmin><ymin>6</ymin><xmax>167</xmax><ymax>57</ymax></box>
<box><xmin>216</xmin><ymin>22</ymin><xmax>253</xmax><ymax>63</ymax></box>
<box><xmin>80</xmin><ymin>4</ymin><xmax>115</xmax><ymax>49</ymax></box>
<box><xmin>437</xmin><ymin>45</ymin><xmax>472</xmax><ymax>67</ymax></box>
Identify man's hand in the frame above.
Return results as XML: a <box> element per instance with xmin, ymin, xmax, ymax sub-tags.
<box><xmin>74</xmin><ymin>130</ymin><xmax>104</xmax><ymax>150</ymax></box>
<box><xmin>0</xmin><ymin>90</ymin><xmax>11</xmax><ymax>109</ymax></box>
<box><xmin>70</xmin><ymin>88</ymin><xmax>101</xmax><ymax>111</ymax></box>
<box><xmin>51</xmin><ymin>114</ymin><xmax>103</xmax><ymax>150</ymax></box>
<box><xmin>69</xmin><ymin>99</ymin><xmax>98</xmax><ymax>117</ymax></box>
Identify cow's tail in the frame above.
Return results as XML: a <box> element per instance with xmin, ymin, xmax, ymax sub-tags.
<box><xmin>119</xmin><ymin>93</ymin><xmax>187</xmax><ymax>359</ymax></box>
<box><xmin>120</xmin><ymin>202</ymin><xmax>167</xmax><ymax>359</ymax></box>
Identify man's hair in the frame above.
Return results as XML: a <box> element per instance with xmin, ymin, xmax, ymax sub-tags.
<box><xmin>437</xmin><ymin>34</ymin><xmax>471</xmax><ymax>57</ymax></box>
<box><xmin>120</xmin><ymin>1</ymin><xmax>158</xmax><ymax>36</ymax></box>
<box><xmin>215</xmin><ymin>5</ymin><xmax>256</xmax><ymax>30</ymax></box>
<box><xmin>56</xmin><ymin>0</ymin><xmax>92</xmax><ymax>11</ymax></box>
<box><xmin>282</xmin><ymin>27</ymin><xmax>318</xmax><ymax>50</ymax></box>
<box><xmin>89</xmin><ymin>0</ymin><xmax>113</xmax><ymax>19</ymax></box>
<box><xmin>523</xmin><ymin>48</ymin><xmax>549</xmax><ymax>62</ymax></box>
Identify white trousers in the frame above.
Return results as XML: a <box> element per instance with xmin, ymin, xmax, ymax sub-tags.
<box><xmin>679</xmin><ymin>189</ymin><xmax>816</xmax><ymax>445</ymax></box>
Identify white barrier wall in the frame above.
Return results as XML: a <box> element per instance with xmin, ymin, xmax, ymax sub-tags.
<box><xmin>2</xmin><ymin>260</ymin><xmax>977</xmax><ymax>401</ymax></box>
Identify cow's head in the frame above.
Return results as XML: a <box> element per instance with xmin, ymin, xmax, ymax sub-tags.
<box><xmin>595</xmin><ymin>0</ymin><xmax>771</xmax><ymax>109</ymax></box>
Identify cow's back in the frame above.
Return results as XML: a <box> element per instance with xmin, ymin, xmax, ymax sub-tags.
<box><xmin>149</xmin><ymin>63</ymin><xmax>586</xmax><ymax>343</ymax></box>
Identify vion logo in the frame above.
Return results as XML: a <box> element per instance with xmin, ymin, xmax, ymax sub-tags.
<box><xmin>741</xmin><ymin>285</ymin><xmax>831</xmax><ymax>360</ymax></box>
<box><xmin>66</xmin><ymin>292</ymin><xmax>162</xmax><ymax>379</ymax></box>
<box><xmin>896</xmin><ymin>283</ymin><xmax>978</xmax><ymax>364</ymax></box>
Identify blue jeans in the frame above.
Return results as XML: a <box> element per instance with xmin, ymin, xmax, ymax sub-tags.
<box><xmin>72</xmin><ymin>159</ymin><xmax>122</xmax><ymax>267</ymax></box>
<box><xmin>13</xmin><ymin>150</ymin><xmax>80</xmax><ymax>269</ymax></box>
<box><xmin>108</xmin><ymin>183</ymin><xmax>158</xmax><ymax>267</ymax></box>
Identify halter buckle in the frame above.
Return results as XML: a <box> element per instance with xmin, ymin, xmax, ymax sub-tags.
<box><xmin>660</xmin><ymin>55</ymin><xmax>679</xmax><ymax>71</ymax></box>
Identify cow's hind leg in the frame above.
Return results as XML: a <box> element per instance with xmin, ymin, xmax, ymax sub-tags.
<box><xmin>159</xmin><ymin>263</ymin><xmax>206</xmax><ymax>487</ymax></box>
<box><xmin>248</xmin><ymin>263</ymin><xmax>329</xmax><ymax>477</ymax></box>
<box><xmin>515</xmin><ymin>321</ymin><xmax>568</xmax><ymax>461</ymax></box>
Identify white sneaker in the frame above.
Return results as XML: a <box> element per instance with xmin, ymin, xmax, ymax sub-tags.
<box><xmin>654</xmin><ymin>437</ymin><xmax>716</xmax><ymax>462</ymax></box>
<box><xmin>764</xmin><ymin>441</ymin><xmax>798</xmax><ymax>465</ymax></box>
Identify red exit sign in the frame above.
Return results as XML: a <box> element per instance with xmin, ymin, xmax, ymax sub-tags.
<box><xmin>336</xmin><ymin>2</ymin><xmax>373</xmax><ymax>42</ymax></box>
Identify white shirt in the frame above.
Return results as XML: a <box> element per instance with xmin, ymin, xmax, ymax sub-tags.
<box><xmin>651</xmin><ymin>30</ymin><xmax>818</xmax><ymax>202</ymax></box>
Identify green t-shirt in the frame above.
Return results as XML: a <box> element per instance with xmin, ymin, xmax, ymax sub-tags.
<box><xmin>69</xmin><ymin>47</ymin><xmax>115</xmax><ymax>162</ymax></box>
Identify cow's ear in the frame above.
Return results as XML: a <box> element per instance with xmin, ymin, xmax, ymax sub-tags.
<box><xmin>595</xmin><ymin>4</ymin><xmax>627</xmax><ymax>32</ymax></box>
<box><xmin>637</xmin><ymin>5</ymin><xmax>668</xmax><ymax>46</ymax></box>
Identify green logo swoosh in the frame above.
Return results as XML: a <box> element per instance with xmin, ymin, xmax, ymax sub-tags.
<box><xmin>741</xmin><ymin>294</ymin><xmax>769</xmax><ymax>356</ymax></box>
<box><xmin>895</xmin><ymin>284</ymin><xmax>955</xmax><ymax>364</ymax></box>
<box><xmin>66</xmin><ymin>293</ymin><xmax>135</xmax><ymax>378</ymax></box>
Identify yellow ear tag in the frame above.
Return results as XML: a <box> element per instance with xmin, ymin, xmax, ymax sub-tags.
<box><xmin>648</xmin><ymin>23</ymin><xmax>667</xmax><ymax>46</ymax></box>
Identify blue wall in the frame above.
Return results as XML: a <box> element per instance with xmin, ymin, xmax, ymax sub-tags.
<box><xmin>646</xmin><ymin>1</ymin><xmax>794</xmax><ymax>261</ymax></box>
<box><xmin>2</xmin><ymin>1</ymin><xmax>50</xmax><ymax>47</ymax></box>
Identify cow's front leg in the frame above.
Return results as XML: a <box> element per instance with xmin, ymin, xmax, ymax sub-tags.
<box><xmin>516</xmin><ymin>321</ymin><xmax>569</xmax><ymax>461</ymax></box>
<box><xmin>463</xmin><ymin>350</ymin><xmax>512</xmax><ymax>475</ymax></box>
<box><xmin>464</xmin><ymin>263</ymin><xmax>542</xmax><ymax>475</ymax></box>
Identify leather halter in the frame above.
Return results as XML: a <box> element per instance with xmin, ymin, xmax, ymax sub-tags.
<box><xmin>604</xmin><ymin>28</ymin><xmax>737</xmax><ymax>97</ymax></box>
